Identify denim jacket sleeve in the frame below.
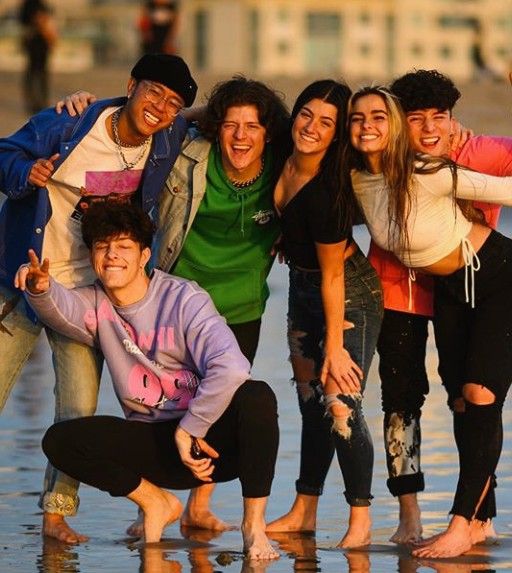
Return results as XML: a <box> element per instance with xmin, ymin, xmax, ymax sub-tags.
<box><xmin>0</xmin><ymin>108</ymin><xmax>77</xmax><ymax>199</ymax></box>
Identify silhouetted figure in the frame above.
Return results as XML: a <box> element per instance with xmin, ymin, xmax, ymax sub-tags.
<box><xmin>139</xmin><ymin>0</ymin><xmax>179</xmax><ymax>55</ymax></box>
<box><xmin>19</xmin><ymin>0</ymin><xmax>57</xmax><ymax>113</ymax></box>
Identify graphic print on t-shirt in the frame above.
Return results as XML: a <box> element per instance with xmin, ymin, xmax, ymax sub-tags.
<box><xmin>70</xmin><ymin>169</ymin><xmax>143</xmax><ymax>222</ymax></box>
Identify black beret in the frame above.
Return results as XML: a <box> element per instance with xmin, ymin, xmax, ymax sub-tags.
<box><xmin>131</xmin><ymin>54</ymin><xmax>198</xmax><ymax>107</ymax></box>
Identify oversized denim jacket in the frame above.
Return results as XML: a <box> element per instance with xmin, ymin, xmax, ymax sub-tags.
<box><xmin>155</xmin><ymin>128</ymin><xmax>210</xmax><ymax>272</ymax></box>
<box><xmin>0</xmin><ymin>97</ymin><xmax>186</xmax><ymax>317</ymax></box>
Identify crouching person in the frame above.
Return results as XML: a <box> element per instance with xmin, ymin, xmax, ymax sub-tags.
<box><xmin>15</xmin><ymin>202</ymin><xmax>279</xmax><ymax>560</ymax></box>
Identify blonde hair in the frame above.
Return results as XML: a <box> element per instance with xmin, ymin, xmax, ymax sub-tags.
<box><xmin>347</xmin><ymin>86</ymin><xmax>415</xmax><ymax>252</ymax></box>
<box><xmin>346</xmin><ymin>86</ymin><xmax>483</xmax><ymax>254</ymax></box>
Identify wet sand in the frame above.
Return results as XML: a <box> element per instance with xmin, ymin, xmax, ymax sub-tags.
<box><xmin>1</xmin><ymin>67</ymin><xmax>512</xmax><ymax>572</ymax></box>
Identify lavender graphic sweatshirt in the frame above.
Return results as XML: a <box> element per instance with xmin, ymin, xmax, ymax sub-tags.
<box><xmin>27</xmin><ymin>270</ymin><xmax>251</xmax><ymax>437</ymax></box>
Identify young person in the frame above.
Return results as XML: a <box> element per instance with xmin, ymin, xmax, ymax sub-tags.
<box><xmin>267</xmin><ymin>80</ymin><xmax>383</xmax><ymax>547</ymax></box>
<box><xmin>0</xmin><ymin>53</ymin><xmax>196</xmax><ymax>543</ymax></box>
<box><xmin>347</xmin><ymin>85</ymin><xmax>512</xmax><ymax>558</ymax></box>
<box><xmin>61</xmin><ymin>76</ymin><xmax>289</xmax><ymax>534</ymax></box>
<box><xmin>15</xmin><ymin>202</ymin><xmax>279</xmax><ymax>560</ymax></box>
<box><xmin>372</xmin><ymin>69</ymin><xmax>512</xmax><ymax>544</ymax></box>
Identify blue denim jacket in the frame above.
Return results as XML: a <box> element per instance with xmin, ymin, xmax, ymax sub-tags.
<box><xmin>0</xmin><ymin>97</ymin><xmax>186</xmax><ymax>292</ymax></box>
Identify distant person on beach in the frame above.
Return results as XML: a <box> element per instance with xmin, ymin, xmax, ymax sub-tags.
<box><xmin>348</xmin><ymin>84</ymin><xmax>512</xmax><ymax>558</ymax></box>
<box><xmin>60</xmin><ymin>76</ymin><xmax>289</xmax><ymax>535</ymax></box>
<box><xmin>139</xmin><ymin>0</ymin><xmax>180</xmax><ymax>55</ymax></box>
<box><xmin>19</xmin><ymin>0</ymin><xmax>58</xmax><ymax>114</ymax></box>
<box><xmin>267</xmin><ymin>80</ymin><xmax>383</xmax><ymax>547</ymax></box>
<box><xmin>373</xmin><ymin>69</ymin><xmax>512</xmax><ymax>545</ymax></box>
<box><xmin>15</xmin><ymin>202</ymin><xmax>279</xmax><ymax>559</ymax></box>
<box><xmin>0</xmin><ymin>53</ymin><xmax>196</xmax><ymax>543</ymax></box>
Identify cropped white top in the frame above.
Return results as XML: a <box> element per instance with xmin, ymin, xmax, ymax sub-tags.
<box><xmin>351</xmin><ymin>166</ymin><xmax>512</xmax><ymax>268</ymax></box>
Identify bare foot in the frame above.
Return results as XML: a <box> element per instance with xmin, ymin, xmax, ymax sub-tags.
<box><xmin>143</xmin><ymin>490</ymin><xmax>183</xmax><ymax>543</ymax></box>
<box><xmin>180</xmin><ymin>524</ymin><xmax>224</xmax><ymax>543</ymax></box>
<box><xmin>469</xmin><ymin>518</ymin><xmax>498</xmax><ymax>545</ymax></box>
<box><xmin>126</xmin><ymin>509</ymin><xmax>144</xmax><ymax>538</ymax></box>
<box><xmin>337</xmin><ymin>507</ymin><xmax>371</xmax><ymax>549</ymax></box>
<box><xmin>411</xmin><ymin>517</ymin><xmax>473</xmax><ymax>558</ymax></box>
<box><xmin>180</xmin><ymin>506</ymin><xmax>234</xmax><ymax>531</ymax></box>
<box><xmin>390</xmin><ymin>495</ymin><xmax>423</xmax><ymax>544</ymax></box>
<box><xmin>242</xmin><ymin>522</ymin><xmax>279</xmax><ymax>560</ymax></box>
<box><xmin>43</xmin><ymin>513</ymin><xmax>89</xmax><ymax>544</ymax></box>
<box><xmin>181</xmin><ymin>484</ymin><xmax>235</xmax><ymax>531</ymax></box>
<box><xmin>266</xmin><ymin>494</ymin><xmax>318</xmax><ymax>533</ymax></box>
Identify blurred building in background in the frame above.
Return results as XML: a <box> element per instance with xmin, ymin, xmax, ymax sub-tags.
<box><xmin>0</xmin><ymin>0</ymin><xmax>510</xmax><ymax>80</ymax></box>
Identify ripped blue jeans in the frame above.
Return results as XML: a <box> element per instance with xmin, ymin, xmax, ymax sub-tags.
<box><xmin>287</xmin><ymin>248</ymin><xmax>383</xmax><ymax>506</ymax></box>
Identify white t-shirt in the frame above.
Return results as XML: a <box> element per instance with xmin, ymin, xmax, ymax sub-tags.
<box><xmin>42</xmin><ymin>107</ymin><xmax>152</xmax><ymax>287</ymax></box>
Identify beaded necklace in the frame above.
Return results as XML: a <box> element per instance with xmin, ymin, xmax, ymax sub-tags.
<box><xmin>227</xmin><ymin>156</ymin><xmax>265</xmax><ymax>189</ymax></box>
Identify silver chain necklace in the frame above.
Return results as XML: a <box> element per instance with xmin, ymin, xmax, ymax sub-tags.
<box><xmin>111</xmin><ymin>109</ymin><xmax>151</xmax><ymax>170</ymax></box>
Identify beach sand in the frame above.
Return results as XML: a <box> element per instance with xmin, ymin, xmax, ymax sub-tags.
<box><xmin>1</xmin><ymin>67</ymin><xmax>512</xmax><ymax>572</ymax></box>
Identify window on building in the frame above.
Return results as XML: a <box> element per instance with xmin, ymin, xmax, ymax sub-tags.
<box><xmin>194</xmin><ymin>10</ymin><xmax>208</xmax><ymax>70</ymax></box>
<box><xmin>439</xmin><ymin>45</ymin><xmax>453</xmax><ymax>59</ymax></box>
<box><xmin>305</xmin><ymin>12</ymin><xmax>341</xmax><ymax>72</ymax></box>
<box><xmin>249</xmin><ymin>9</ymin><xmax>259</xmax><ymax>69</ymax></box>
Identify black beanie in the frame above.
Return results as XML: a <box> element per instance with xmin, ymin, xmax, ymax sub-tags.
<box><xmin>131</xmin><ymin>54</ymin><xmax>198</xmax><ymax>107</ymax></box>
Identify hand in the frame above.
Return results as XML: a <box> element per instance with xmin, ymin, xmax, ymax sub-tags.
<box><xmin>320</xmin><ymin>347</ymin><xmax>363</xmax><ymax>395</ymax></box>
<box><xmin>28</xmin><ymin>153</ymin><xmax>60</xmax><ymax>187</ymax></box>
<box><xmin>450</xmin><ymin>119</ymin><xmax>473</xmax><ymax>152</ymax></box>
<box><xmin>174</xmin><ymin>426</ymin><xmax>219</xmax><ymax>482</ymax></box>
<box><xmin>14</xmin><ymin>249</ymin><xmax>50</xmax><ymax>293</ymax></box>
<box><xmin>55</xmin><ymin>91</ymin><xmax>97</xmax><ymax>116</ymax></box>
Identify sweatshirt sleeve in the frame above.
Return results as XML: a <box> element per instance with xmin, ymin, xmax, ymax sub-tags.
<box><xmin>177</xmin><ymin>289</ymin><xmax>251</xmax><ymax>437</ymax></box>
<box><xmin>422</xmin><ymin>167</ymin><xmax>512</xmax><ymax>205</ymax></box>
<box><xmin>26</xmin><ymin>279</ymin><xmax>99</xmax><ymax>347</ymax></box>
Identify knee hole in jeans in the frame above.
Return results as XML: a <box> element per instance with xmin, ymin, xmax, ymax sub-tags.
<box><xmin>325</xmin><ymin>394</ymin><xmax>354</xmax><ymax>440</ymax></box>
<box><xmin>462</xmin><ymin>383</ymin><xmax>496</xmax><ymax>406</ymax></box>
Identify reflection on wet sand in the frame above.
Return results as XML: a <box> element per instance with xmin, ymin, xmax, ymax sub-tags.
<box><xmin>33</xmin><ymin>531</ymin><xmax>507</xmax><ymax>573</ymax></box>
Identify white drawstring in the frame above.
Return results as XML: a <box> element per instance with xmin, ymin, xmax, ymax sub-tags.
<box><xmin>407</xmin><ymin>269</ymin><xmax>416</xmax><ymax>312</ymax></box>
<box><xmin>461</xmin><ymin>237</ymin><xmax>481</xmax><ymax>308</ymax></box>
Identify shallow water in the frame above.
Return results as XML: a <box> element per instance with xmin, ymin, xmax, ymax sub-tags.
<box><xmin>1</xmin><ymin>221</ymin><xmax>512</xmax><ymax>573</ymax></box>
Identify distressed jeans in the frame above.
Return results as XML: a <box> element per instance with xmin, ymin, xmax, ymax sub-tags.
<box><xmin>0</xmin><ymin>283</ymin><xmax>103</xmax><ymax>515</ymax></box>
<box><xmin>378</xmin><ymin>309</ymin><xmax>430</xmax><ymax>497</ymax></box>
<box><xmin>287</xmin><ymin>248</ymin><xmax>383</xmax><ymax>506</ymax></box>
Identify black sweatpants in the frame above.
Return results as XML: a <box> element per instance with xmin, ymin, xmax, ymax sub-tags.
<box><xmin>42</xmin><ymin>380</ymin><xmax>278</xmax><ymax>499</ymax></box>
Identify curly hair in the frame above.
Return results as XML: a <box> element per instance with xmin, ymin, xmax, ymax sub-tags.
<box><xmin>389</xmin><ymin>69</ymin><xmax>461</xmax><ymax>113</ymax></box>
<box><xmin>200</xmin><ymin>75</ymin><xmax>289</xmax><ymax>142</ymax></box>
<box><xmin>81</xmin><ymin>202</ymin><xmax>154</xmax><ymax>250</ymax></box>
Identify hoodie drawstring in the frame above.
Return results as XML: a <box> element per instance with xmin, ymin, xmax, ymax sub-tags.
<box><xmin>461</xmin><ymin>237</ymin><xmax>481</xmax><ymax>308</ymax></box>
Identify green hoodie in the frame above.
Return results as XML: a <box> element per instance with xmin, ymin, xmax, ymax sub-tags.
<box><xmin>173</xmin><ymin>145</ymin><xmax>279</xmax><ymax>324</ymax></box>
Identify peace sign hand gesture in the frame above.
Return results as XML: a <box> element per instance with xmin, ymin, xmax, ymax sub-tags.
<box><xmin>14</xmin><ymin>249</ymin><xmax>50</xmax><ymax>294</ymax></box>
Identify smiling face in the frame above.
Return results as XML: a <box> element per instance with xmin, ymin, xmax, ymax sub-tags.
<box><xmin>292</xmin><ymin>98</ymin><xmax>338</xmax><ymax>158</ymax></box>
<box><xmin>122</xmin><ymin>78</ymin><xmax>184</xmax><ymax>143</ymax></box>
<box><xmin>349</xmin><ymin>93</ymin><xmax>390</xmax><ymax>173</ymax></box>
<box><xmin>91</xmin><ymin>234</ymin><xmax>151</xmax><ymax>305</ymax></box>
<box><xmin>218</xmin><ymin>105</ymin><xmax>267</xmax><ymax>181</ymax></box>
<box><xmin>405</xmin><ymin>108</ymin><xmax>454</xmax><ymax>156</ymax></box>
